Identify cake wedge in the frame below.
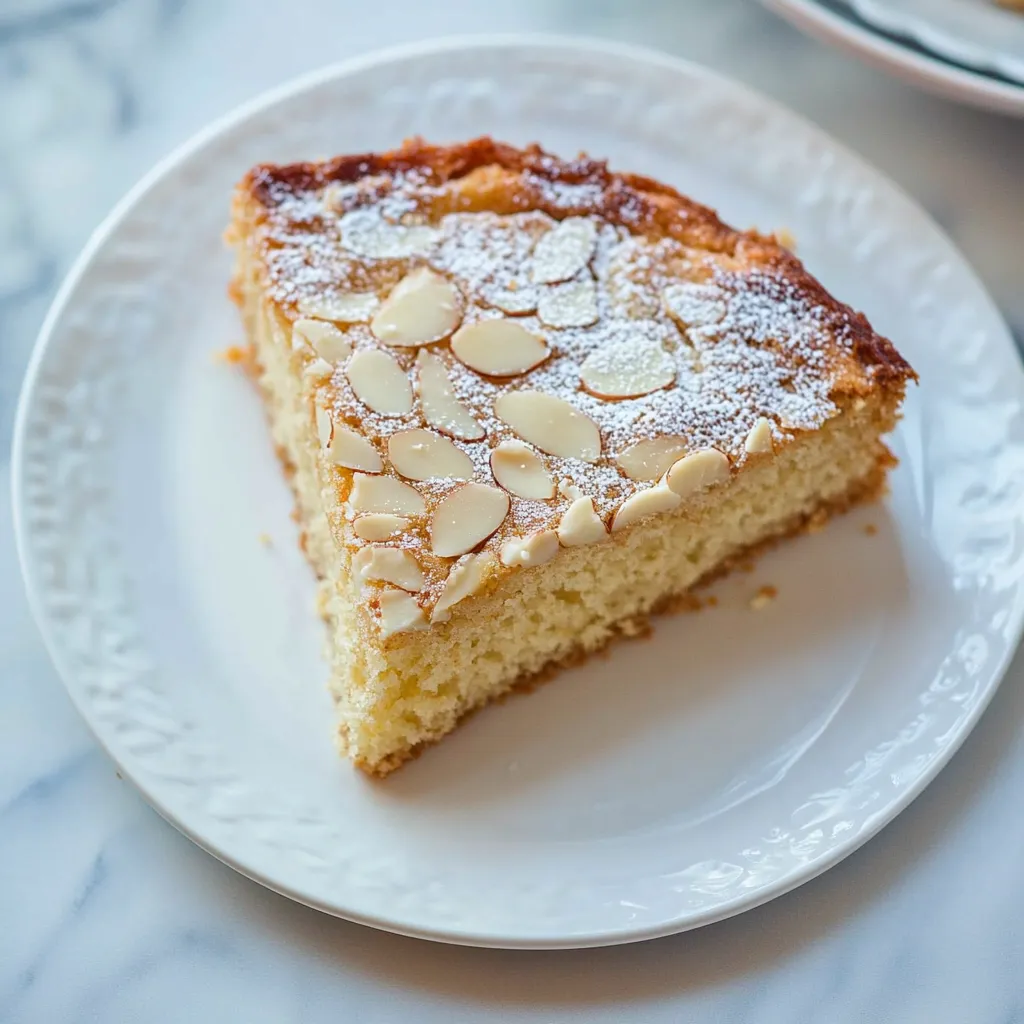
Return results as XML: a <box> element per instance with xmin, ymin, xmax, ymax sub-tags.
<box><xmin>227</xmin><ymin>137</ymin><xmax>915</xmax><ymax>776</ymax></box>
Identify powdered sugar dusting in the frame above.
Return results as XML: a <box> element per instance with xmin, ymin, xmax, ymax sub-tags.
<box><xmin>250</xmin><ymin>170</ymin><xmax>856</xmax><ymax>598</ymax></box>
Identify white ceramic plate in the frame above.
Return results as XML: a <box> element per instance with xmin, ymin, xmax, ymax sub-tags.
<box><xmin>769</xmin><ymin>0</ymin><xmax>1024</xmax><ymax>116</ymax></box>
<box><xmin>845</xmin><ymin>0</ymin><xmax>1024</xmax><ymax>84</ymax></box>
<box><xmin>13</xmin><ymin>37</ymin><xmax>1024</xmax><ymax>949</ymax></box>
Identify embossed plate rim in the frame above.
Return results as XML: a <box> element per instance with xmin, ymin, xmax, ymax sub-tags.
<box><xmin>13</xmin><ymin>34</ymin><xmax>1024</xmax><ymax>948</ymax></box>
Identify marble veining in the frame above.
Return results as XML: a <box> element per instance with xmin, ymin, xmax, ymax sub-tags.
<box><xmin>3</xmin><ymin>1</ymin><xmax>1024</xmax><ymax>1021</ymax></box>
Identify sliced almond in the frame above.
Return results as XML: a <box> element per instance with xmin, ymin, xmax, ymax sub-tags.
<box><xmin>494</xmin><ymin>391</ymin><xmax>601</xmax><ymax>462</ymax></box>
<box><xmin>415</xmin><ymin>350</ymin><xmax>485</xmax><ymax>441</ymax></box>
<box><xmin>489</xmin><ymin>440</ymin><xmax>555</xmax><ymax>499</ymax></box>
<box><xmin>431</xmin><ymin>553</ymin><xmax>495</xmax><ymax>623</ymax></box>
<box><xmin>340</xmin><ymin>209</ymin><xmax>438</xmax><ymax>259</ymax></box>
<box><xmin>617</xmin><ymin>436</ymin><xmax>688</xmax><ymax>482</ymax></box>
<box><xmin>776</xmin><ymin>228</ymin><xmax>797</xmax><ymax>253</ymax></box>
<box><xmin>315</xmin><ymin>404</ymin><xmax>333</xmax><ymax>448</ymax></box>
<box><xmin>580</xmin><ymin>338</ymin><xmax>674</xmax><ymax>399</ymax></box>
<box><xmin>353</xmin><ymin>546</ymin><xmax>424</xmax><ymax>592</ymax></box>
<box><xmin>532</xmin><ymin>218</ymin><xmax>597</xmax><ymax>284</ymax></box>
<box><xmin>744</xmin><ymin>417</ymin><xmax>774</xmax><ymax>455</ymax></box>
<box><xmin>293</xmin><ymin>318</ymin><xmax>353</xmax><ymax>362</ymax></box>
<box><xmin>346</xmin><ymin>348</ymin><xmax>413</xmax><ymax>416</ymax></box>
<box><xmin>296</xmin><ymin>291</ymin><xmax>379</xmax><ymax>324</ymax></box>
<box><xmin>327</xmin><ymin>426</ymin><xmax>382</xmax><ymax>473</ymax></box>
<box><xmin>349</xmin><ymin>474</ymin><xmax>426</xmax><ymax>516</ymax></box>
<box><xmin>558</xmin><ymin>478</ymin><xmax>585</xmax><ymax>501</ymax></box>
<box><xmin>304</xmin><ymin>357</ymin><xmax>334</xmax><ymax>380</ymax></box>
<box><xmin>451</xmin><ymin>318</ymin><xmax>549</xmax><ymax>377</ymax></box>
<box><xmin>666</xmin><ymin>448</ymin><xmax>730</xmax><ymax>498</ymax></box>
<box><xmin>429</xmin><ymin>483</ymin><xmax>509</xmax><ymax>558</ymax></box>
<box><xmin>388</xmin><ymin>429</ymin><xmax>474</xmax><ymax>482</ymax></box>
<box><xmin>370</xmin><ymin>268</ymin><xmax>461</xmax><ymax>347</ymax></box>
<box><xmin>321</xmin><ymin>182</ymin><xmax>347</xmax><ymax>214</ymax></box>
<box><xmin>353</xmin><ymin>514</ymin><xmax>408</xmax><ymax>542</ymax></box>
<box><xmin>611</xmin><ymin>482</ymin><xmax>681</xmax><ymax>533</ymax></box>
<box><xmin>378</xmin><ymin>589</ymin><xmax>428</xmax><ymax>638</ymax></box>
<box><xmin>663</xmin><ymin>281</ymin><xmax>728</xmax><ymax>328</ymax></box>
<box><xmin>537</xmin><ymin>279</ymin><xmax>599</xmax><ymax>329</ymax></box>
<box><xmin>556</xmin><ymin>496</ymin><xmax>607</xmax><ymax>547</ymax></box>
<box><xmin>500</xmin><ymin>531</ymin><xmax>559</xmax><ymax>568</ymax></box>
<box><xmin>483</xmin><ymin>282</ymin><xmax>538</xmax><ymax>315</ymax></box>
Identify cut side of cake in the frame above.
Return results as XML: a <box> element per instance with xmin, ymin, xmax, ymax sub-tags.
<box><xmin>227</xmin><ymin>137</ymin><xmax>915</xmax><ymax>777</ymax></box>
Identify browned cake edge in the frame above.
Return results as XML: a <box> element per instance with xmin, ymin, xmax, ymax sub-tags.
<box><xmin>240</xmin><ymin>135</ymin><xmax>916</xmax><ymax>398</ymax></box>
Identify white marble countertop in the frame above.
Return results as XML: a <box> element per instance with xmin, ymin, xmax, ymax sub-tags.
<box><xmin>3</xmin><ymin>2</ymin><xmax>1023</xmax><ymax>1021</ymax></box>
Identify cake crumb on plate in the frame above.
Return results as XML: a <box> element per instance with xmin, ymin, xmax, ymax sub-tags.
<box><xmin>750</xmin><ymin>585</ymin><xmax>778</xmax><ymax>610</ymax></box>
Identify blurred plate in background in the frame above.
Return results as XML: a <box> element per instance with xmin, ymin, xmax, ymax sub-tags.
<box><xmin>846</xmin><ymin>0</ymin><xmax>1024</xmax><ymax>83</ymax></box>
<box><xmin>768</xmin><ymin>0</ymin><xmax>1024</xmax><ymax>116</ymax></box>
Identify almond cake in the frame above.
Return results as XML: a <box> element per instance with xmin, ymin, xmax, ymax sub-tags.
<box><xmin>227</xmin><ymin>137</ymin><xmax>914</xmax><ymax>776</ymax></box>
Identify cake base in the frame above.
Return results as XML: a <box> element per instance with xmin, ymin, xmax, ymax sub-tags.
<box><xmin>351</xmin><ymin>462</ymin><xmax>888</xmax><ymax>777</ymax></box>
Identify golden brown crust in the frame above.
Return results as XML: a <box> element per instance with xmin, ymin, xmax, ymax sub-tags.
<box><xmin>232</xmin><ymin>135</ymin><xmax>913</xmax><ymax>655</ymax></box>
<box><xmin>242</xmin><ymin>136</ymin><xmax>915</xmax><ymax>394</ymax></box>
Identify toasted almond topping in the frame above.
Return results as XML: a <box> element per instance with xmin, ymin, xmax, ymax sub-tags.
<box><xmin>450</xmin><ymin>318</ymin><xmax>549</xmax><ymax>377</ymax></box>
<box><xmin>415</xmin><ymin>350</ymin><xmax>485</xmax><ymax>440</ymax></box>
<box><xmin>296</xmin><ymin>292</ymin><xmax>379</xmax><ymax>324</ymax></box>
<box><xmin>431</xmin><ymin>553</ymin><xmax>495</xmax><ymax>623</ymax></box>
<box><xmin>370</xmin><ymin>268</ymin><xmax>461</xmax><ymax>347</ymax></box>
<box><xmin>744</xmin><ymin>417</ymin><xmax>775</xmax><ymax>454</ymax></box>
<box><xmin>293</xmin><ymin>318</ymin><xmax>353</xmax><ymax>362</ymax></box>
<box><xmin>666</xmin><ymin>448</ymin><xmax>730</xmax><ymax>498</ymax></box>
<box><xmin>580</xmin><ymin>338</ymin><xmax>675</xmax><ymax>399</ymax></box>
<box><xmin>321</xmin><ymin>182</ymin><xmax>345</xmax><ymax>213</ymax></box>
<box><xmin>500</xmin><ymin>531</ymin><xmax>559</xmax><ymax>568</ymax></box>
<box><xmin>489</xmin><ymin>440</ymin><xmax>555</xmax><ymax>499</ymax></box>
<box><xmin>537</xmin><ymin>279</ymin><xmax>599</xmax><ymax>328</ymax></box>
<box><xmin>662</xmin><ymin>281</ymin><xmax>728</xmax><ymax>328</ymax></box>
<box><xmin>558</xmin><ymin>478</ymin><xmax>585</xmax><ymax>501</ymax></box>
<box><xmin>532</xmin><ymin>218</ymin><xmax>597</xmax><ymax>284</ymax></box>
<box><xmin>429</xmin><ymin>483</ymin><xmax>509</xmax><ymax>558</ymax></box>
<box><xmin>339</xmin><ymin>209</ymin><xmax>438</xmax><ymax>259</ymax></box>
<box><xmin>616</xmin><ymin>436</ymin><xmax>689</xmax><ymax>482</ymax></box>
<box><xmin>315</xmin><ymin>405</ymin><xmax>333</xmax><ymax>448</ymax></box>
<box><xmin>484</xmin><ymin>283</ymin><xmax>537</xmax><ymax>315</ymax></box>
<box><xmin>388</xmin><ymin>429</ymin><xmax>474</xmax><ymax>481</ymax></box>
<box><xmin>611</xmin><ymin>482</ymin><xmax>681</xmax><ymax>533</ymax></box>
<box><xmin>327</xmin><ymin>425</ymin><xmax>382</xmax><ymax>473</ymax></box>
<box><xmin>353</xmin><ymin>514</ymin><xmax>409</xmax><ymax>542</ymax></box>
<box><xmin>494</xmin><ymin>391</ymin><xmax>601</xmax><ymax>462</ymax></box>
<box><xmin>349</xmin><ymin>474</ymin><xmax>426</xmax><ymax>516</ymax></box>
<box><xmin>557</xmin><ymin>496</ymin><xmax>608</xmax><ymax>547</ymax></box>
<box><xmin>378</xmin><ymin>589</ymin><xmax>428</xmax><ymax>638</ymax></box>
<box><xmin>346</xmin><ymin>348</ymin><xmax>413</xmax><ymax>416</ymax></box>
<box><xmin>353</xmin><ymin>546</ymin><xmax>424</xmax><ymax>592</ymax></box>
<box><xmin>304</xmin><ymin>357</ymin><xmax>334</xmax><ymax>379</ymax></box>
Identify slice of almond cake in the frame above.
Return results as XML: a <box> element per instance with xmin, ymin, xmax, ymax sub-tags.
<box><xmin>227</xmin><ymin>137</ymin><xmax>914</xmax><ymax>776</ymax></box>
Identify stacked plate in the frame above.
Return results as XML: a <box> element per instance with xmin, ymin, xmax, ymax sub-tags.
<box><xmin>768</xmin><ymin>0</ymin><xmax>1024</xmax><ymax>116</ymax></box>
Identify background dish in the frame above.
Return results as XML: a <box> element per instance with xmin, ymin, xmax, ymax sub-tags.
<box><xmin>769</xmin><ymin>0</ymin><xmax>1024</xmax><ymax>116</ymax></box>
<box><xmin>845</xmin><ymin>0</ymin><xmax>1024</xmax><ymax>83</ymax></box>
<box><xmin>13</xmin><ymin>36</ymin><xmax>1024</xmax><ymax>949</ymax></box>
